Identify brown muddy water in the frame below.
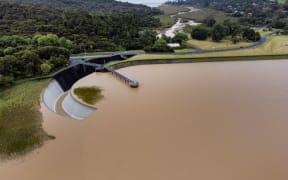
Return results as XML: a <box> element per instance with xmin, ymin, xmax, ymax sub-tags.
<box><xmin>1</xmin><ymin>60</ymin><xmax>288</xmax><ymax>180</ymax></box>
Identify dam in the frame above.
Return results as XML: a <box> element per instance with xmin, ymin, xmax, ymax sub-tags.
<box><xmin>42</xmin><ymin>54</ymin><xmax>139</xmax><ymax>120</ymax></box>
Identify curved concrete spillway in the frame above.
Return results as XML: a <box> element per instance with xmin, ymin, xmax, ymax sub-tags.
<box><xmin>62</xmin><ymin>92</ymin><xmax>96</xmax><ymax>120</ymax></box>
<box><xmin>42</xmin><ymin>63</ymin><xmax>98</xmax><ymax>120</ymax></box>
<box><xmin>42</xmin><ymin>79</ymin><xmax>96</xmax><ymax>120</ymax></box>
<box><xmin>42</xmin><ymin>79</ymin><xmax>64</xmax><ymax>112</ymax></box>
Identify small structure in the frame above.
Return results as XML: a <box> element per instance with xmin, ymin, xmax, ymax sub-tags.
<box><xmin>129</xmin><ymin>81</ymin><xmax>139</xmax><ymax>88</ymax></box>
<box><xmin>167</xmin><ymin>43</ymin><xmax>181</xmax><ymax>48</ymax></box>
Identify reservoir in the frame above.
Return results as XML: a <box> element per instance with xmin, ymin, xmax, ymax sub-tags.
<box><xmin>1</xmin><ymin>60</ymin><xmax>288</xmax><ymax>180</ymax></box>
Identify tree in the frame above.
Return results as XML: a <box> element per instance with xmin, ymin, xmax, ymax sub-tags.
<box><xmin>4</xmin><ymin>47</ymin><xmax>17</xmax><ymax>55</ymax></box>
<box><xmin>40</xmin><ymin>62</ymin><xmax>52</xmax><ymax>74</ymax></box>
<box><xmin>204</xmin><ymin>17</ymin><xmax>216</xmax><ymax>27</ymax></box>
<box><xmin>59</xmin><ymin>37</ymin><xmax>73</xmax><ymax>49</ymax></box>
<box><xmin>242</xmin><ymin>28</ymin><xmax>261</xmax><ymax>41</ymax></box>
<box><xmin>191</xmin><ymin>26</ymin><xmax>209</xmax><ymax>40</ymax></box>
<box><xmin>172</xmin><ymin>32</ymin><xmax>188</xmax><ymax>44</ymax></box>
<box><xmin>148</xmin><ymin>38</ymin><xmax>174</xmax><ymax>52</ymax></box>
<box><xmin>211</xmin><ymin>24</ymin><xmax>225</xmax><ymax>42</ymax></box>
<box><xmin>232</xmin><ymin>36</ymin><xmax>240</xmax><ymax>44</ymax></box>
<box><xmin>223</xmin><ymin>20</ymin><xmax>242</xmax><ymax>38</ymax></box>
<box><xmin>37</xmin><ymin>34</ymin><xmax>59</xmax><ymax>47</ymax></box>
<box><xmin>19</xmin><ymin>50</ymin><xmax>42</xmax><ymax>76</ymax></box>
<box><xmin>0</xmin><ymin>35</ymin><xmax>29</xmax><ymax>48</ymax></box>
<box><xmin>139</xmin><ymin>30</ymin><xmax>157</xmax><ymax>48</ymax></box>
<box><xmin>48</xmin><ymin>55</ymin><xmax>68</xmax><ymax>70</ymax></box>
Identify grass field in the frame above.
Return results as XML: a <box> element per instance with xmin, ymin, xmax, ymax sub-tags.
<box><xmin>158</xmin><ymin>5</ymin><xmax>189</xmax><ymax>15</ymax></box>
<box><xmin>0</xmin><ymin>80</ymin><xmax>53</xmax><ymax>157</ymax></box>
<box><xmin>187</xmin><ymin>39</ymin><xmax>253</xmax><ymax>50</ymax></box>
<box><xmin>175</xmin><ymin>48</ymin><xmax>195</xmax><ymax>53</ymax></box>
<box><xmin>157</xmin><ymin>14</ymin><xmax>177</xmax><ymax>28</ymax></box>
<box><xmin>74</xmin><ymin>86</ymin><xmax>103</xmax><ymax>105</ymax></box>
<box><xmin>256</xmin><ymin>28</ymin><xmax>272</xmax><ymax>36</ymax></box>
<box><xmin>157</xmin><ymin>5</ymin><xmax>190</xmax><ymax>28</ymax></box>
<box><xmin>176</xmin><ymin>8</ymin><xmax>237</xmax><ymax>23</ymax></box>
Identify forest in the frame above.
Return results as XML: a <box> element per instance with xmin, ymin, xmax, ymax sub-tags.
<box><xmin>0</xmin><ymin>34</ymin><xmax>72</xmax><ymax>86</ymax></box>
<box><xmin>0</xmin><ymin>2</ymin><xmax>160</xmax><ymax>53</ymax></box>
<box><xmin>0</xmin><ymin>0</ymin><xmax>162</xmax><ymax>15</ymax></box>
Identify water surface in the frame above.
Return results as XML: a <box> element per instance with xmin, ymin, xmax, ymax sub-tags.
<box><xmin>1</xmin><ymin>61</ymin><xmax>288</xmax><ymax>180</ymax></box>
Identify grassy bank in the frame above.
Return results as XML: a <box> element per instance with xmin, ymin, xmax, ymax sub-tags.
<box><xmin>187</xmin><ymin>38</ymin><xmax>253</xmax><ymax>50</ymax></box>
<box><xmin>106</xmin><ymin>54</ymin><xmax>288</xmax><ymax>69</ymax></box>
<box><xmin>115</xmin><ymin>35</ymin><xmax>288</xmax><ymax>61</ymax></box>
<box><xmin>74</xmin><ymin>87</ymin><xmax>103</xmax><ymax>105</ymax></box>
<box><xmin>0</xmin><ymin>80</ymin><xmax>53</xmax><ymax>157</ymax></box>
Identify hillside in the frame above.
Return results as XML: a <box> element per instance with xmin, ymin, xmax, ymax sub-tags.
<box><xmin>0</xmin><ymin>2</ymin><xmax>160</xmax><ymax>52</ymax></box>
<box><xmin>167</xmin><ymin>0</ymin><xmax>288</xmax><ymax>28</ymax></box>
<box><xmin>0</xmin><ymin>0</ymin><xmax>162</xmax><ymax>15</ymax></box>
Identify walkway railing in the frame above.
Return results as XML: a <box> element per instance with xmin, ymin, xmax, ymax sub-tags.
<box><xmin>106</xmin><ymin>67</ymin><xmax>139</xmax><ymax>88</ymax></box>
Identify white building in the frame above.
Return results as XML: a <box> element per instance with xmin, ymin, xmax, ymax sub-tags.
<box><xmin>167</xmin><ymin>43</ymin><xmax>181</xmax><ymax>48</ymax></box>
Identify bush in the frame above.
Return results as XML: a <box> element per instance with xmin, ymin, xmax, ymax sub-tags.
<box><xmin>148</xmin><ymin>38</ymin><xmax>174</xmax><ymax>52</ymax></box>
<box><xmin>40</xmin><ymin>62</ymin><xmax>52</xmax><ymax>74</ymax></box>
<box><xmin>172</xmin><ymin>32</ymin><xmax>188</xmax><ymax>44</ymax></box>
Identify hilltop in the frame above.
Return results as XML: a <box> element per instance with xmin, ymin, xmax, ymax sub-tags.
<box><xmin>0</xmin><ymin>0</ymin><xmax>162</xmax><ymax>15</ymax></box>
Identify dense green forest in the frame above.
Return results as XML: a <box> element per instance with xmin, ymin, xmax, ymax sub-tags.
<box><xmin>0</xmin><ymin>34</ymin><xmax>72</xmax><ymax>86</ymax></box>
<box><xmin>0</xmin><ymin>2</ymin><xmax>160</xmax><ymax>53</ymax></box>
<box><xmin>0</xmin><ymin>0</ymin><xmax>162</xmax><ymax>15</ymax></box>
<box><xmin>167</xmin><ymin>0</ymin><xmax>288</xmax><ymax>28</ymax></box>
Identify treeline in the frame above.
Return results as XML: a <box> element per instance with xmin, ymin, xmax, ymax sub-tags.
<box><xmin>189</xmin><ymin>20</ymin><xmax>261</xmax><ymax>42</ymax></box>
<box><xmin>167</xmin><ymin>0</ymin><xmax>288</xmax><ymax>29</ymax></box>
<box><xmin>0</xmin><ymin>0</ymin><xmax>162</xmax><ymax>15</ymax></box>
<box><xmin>0</xmin><ymin>34</ymin><xmax>72</xmax><ymax>86</ymax></box>
<box><xmin>0</xmin><ymin>2</ymin><xmax>160</xmax><ymax>53</ymax></box>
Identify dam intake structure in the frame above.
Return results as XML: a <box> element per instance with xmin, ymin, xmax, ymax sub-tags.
<box><xmin>42</xmin><ymin>54</ymin><xmax>139</xmax><ymax>120</ymax></box>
